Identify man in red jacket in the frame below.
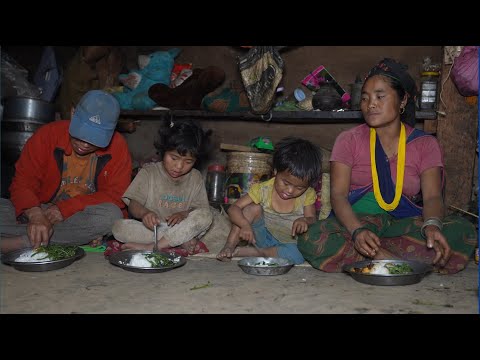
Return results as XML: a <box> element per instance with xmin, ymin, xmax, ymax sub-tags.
<box><xmin>0</xmin><ymin>90</ymin><xmax>132</xmax><ymax>253</ymax></box>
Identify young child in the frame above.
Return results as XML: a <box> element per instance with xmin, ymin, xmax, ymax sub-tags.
<box><xmin>112</xmin><ymin>120</ymin><xmax>213</xmax><ymax>254</ymax></box>
<box><xmin>216</xmin><ymin>137</ymin><xmax>322</xmax><ymax>264</ymax></box>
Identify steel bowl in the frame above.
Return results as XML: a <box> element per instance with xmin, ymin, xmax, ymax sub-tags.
<box><xmin>342</xmin><ymin>259</ymin><xmax>433</xmax><ymax>286</ymax></box>
<box><xmin>238</xmin><ymin>257</ymin><xmax>294</xmax><ymax>276</ymax></box>
<box><xmin>108</xmin><ymin>250</ymin><xmax>186</xmax><ymax>273</ymax></box>
<box><xmin>1</xmin><ymin>246</ymin><xmax>85</xmax><ymax>272</ymax></box>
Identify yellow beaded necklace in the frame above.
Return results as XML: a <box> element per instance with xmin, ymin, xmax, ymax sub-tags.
<box><xmin>370</xmin><ymin>122</ymin><xmax>406</xmax><ymax>211</ymax></box>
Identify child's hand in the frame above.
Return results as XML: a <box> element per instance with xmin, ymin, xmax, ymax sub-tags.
<box><xmin>165</xmin><ymin>211</ymin><xmax>189</xmax><ymax>226</ymax></box>
<box><xmin>142</xmin><ymin>211</ymin><xmax>161</xmax><ymax>230</ymax></box>
<box><xmin>239</xmin><ymin>225</ymin><xmax>255</xmax><ymax>244</ymax></box>
<box><xmin>292</xmin><ymin>217</ymin><xmax>309</xmax><ymax>236</ymax></box>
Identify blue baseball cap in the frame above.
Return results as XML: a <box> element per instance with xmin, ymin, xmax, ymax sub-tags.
<box><xmin>69</xmin><ymin>90</ymin><xmax>120</xmax><ymax>148</ymax></box>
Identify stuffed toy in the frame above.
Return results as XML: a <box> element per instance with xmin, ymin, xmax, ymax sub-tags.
<box><xmin>201</xmin><ymin>80</ymin><xmax>251</xmax><ymax>112</ymax></box>
<box><xmin>148</xmin><ymin>66</ymin><xmax>225</xmax><ymax>110</ymax></box>
<box><xmin>59</xmin><ymin>46</ymin><xmax>124</xmax><ymax>118</ymax></box>
<box><xmin>113</xmin><ymin>48</ymin><xmax>181</xmax><ymax>110</ymax></box>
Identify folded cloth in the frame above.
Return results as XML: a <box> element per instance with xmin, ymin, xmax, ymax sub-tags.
<box><xmin>104</xmin><ymin>239</ymin><xmax>123</xmax><ymax>258</ymax></box>
<box><xmin>103</xmin><ymin>239</ymin><xmax>209</xmax><ymax>258</ymax></box>
<box><xmin>161</xmin><ymin>240</ymin><xmax>209</xmax><ymax>257</ymax></box>
<box><xmin>149</xmin><ymin>66</ymin><xmax>225</xmax><ymax>110</ymax></box>
<box><xmin>80</xmin><ymin>244</ymin><xmax>107</xmax><ymax>253</ymax></box>
<box><xmin>81</xmin><ymin>235</ymin><xmax>109</xmax><ymax>253</ymax></box>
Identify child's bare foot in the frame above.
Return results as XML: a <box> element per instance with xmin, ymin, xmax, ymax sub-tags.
<box><xmin>181</xmin><ymin>238</ymin><xmax>198</xmax><ymax>255</ymax></box>
<box><xmin>234</xmin><ymin>245</ymin><xmax>264</xmax><ymax>258</ymax></box>
<box><xmin>121</xmin><ymin>242</ymin><xmax>153</xmax><ymax>251</ymax></box>
<box><xmin>216</xmin><ymin>245</ymin><xmax>238</xmax><ymax>262</ymax></box>
<box><xmin>89</xmin><ymin>236</ymin><xmax>103</xmax><ymax>247</ymax></box>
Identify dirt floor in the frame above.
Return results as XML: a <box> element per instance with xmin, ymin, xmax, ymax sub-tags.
<box><xmin>1</xmin><ymin>209</ymin><xmax>478</xmax><ymax>314</ymax></box>
<box><xmin>1</xmin><ymin>253</ymin><xmax>478</xmax><ymax>314</ymax></box>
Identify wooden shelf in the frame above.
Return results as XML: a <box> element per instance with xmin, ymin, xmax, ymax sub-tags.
<box><xmin>119</xmin><ymin>109</ymin><xmax>437</xmax><ymax>124</ymax></box>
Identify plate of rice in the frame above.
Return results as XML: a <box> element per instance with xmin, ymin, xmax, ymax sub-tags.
<box><xmin>1</xmin><ymin>245</ymin><xmax>85</xmax><ymax>272</ymax></box>
<box><xmin>108</xmin><ymin>250</ymin><xmax>186</xmax><ymax>273</ymax></box>
<box><xmin>342</xmin><ymin>259</ymin><xmax>433</xmax><ymax>286</ymax></box>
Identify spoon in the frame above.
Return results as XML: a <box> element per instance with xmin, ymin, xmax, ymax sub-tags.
<box><xmin>153</xmin><ymin>224</ymin><xmax>158</xmax><ymax>253</ymax></box>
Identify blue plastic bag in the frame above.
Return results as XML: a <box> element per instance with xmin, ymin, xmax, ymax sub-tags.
<box><xmin>34</xmin><ymin>46</ymin><xmax>62</xmax><ymax>102</ymax></box>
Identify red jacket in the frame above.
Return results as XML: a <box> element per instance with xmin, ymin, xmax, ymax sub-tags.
<box><xmin>9</xmin><ymin>120</ymin><xmax>132</xmax><ymax>219</ymax></box>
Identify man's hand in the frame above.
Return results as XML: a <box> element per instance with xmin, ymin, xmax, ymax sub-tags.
<box><xmin>44</xmin><ymin>204</ymin><xmax>64</xmax><ymax>224</ymax></box>
<box><xmin>24</xmin><ymin>207</ymin><xmax>53</xmax><ymax>249</ymax></box>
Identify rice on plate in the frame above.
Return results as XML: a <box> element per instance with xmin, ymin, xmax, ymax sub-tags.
<box><xmin>15</xmin><ymin>250</ymin><xmax>52</xmax><ymax>262</ymax></box>
<box><xmin>369</xmin><ymin>263</ymin><xmax>390</xmax><ymax>275</ymax></box>
<box><xmin>128</xmin><ymin>252</ymin><xmax>182</xmax><ymax>268</ymax></box>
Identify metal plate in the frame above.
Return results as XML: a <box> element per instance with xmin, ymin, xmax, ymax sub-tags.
<box><xmin>342</xmin><ymin>259</ymin><xmax>433</xmax><ymax>286</ymax></box>
<box><xmin>1</xmin><ymin>247</ymin><xmax>85</xmax><ymax>272</ymax></box>
<box><xmin>108</xmin><ymin>250</ymin><xmax>186</xmax><ymax>273</ymax></box>
<box><xmin>238</xmin><ymin>257</ymin><xmax>294</xmax><ymax>276</ymax></box>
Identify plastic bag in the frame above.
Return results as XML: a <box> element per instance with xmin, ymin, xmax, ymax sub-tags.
<box><xmin>450</xmin><ymin>46</ymin><xmax>479</xmax><ymax>97</ymax></box>
<box><xmin>239</xmin><ymin>46</ymin><xmax>284</xmax><ymax>114</ymax></box>
<box><xmin>1</xmin><ymin>52</ymin><xmax>41</xmax><ymax>99</ymax></box>
<box><xmin>34</xmin><ymin>46</ymin><xmax>63</xmax><ymax>102</ymax></box>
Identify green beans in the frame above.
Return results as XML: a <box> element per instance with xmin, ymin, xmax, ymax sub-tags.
<box><xmin>384</xmin><ymin>263</ymin><xmax>413</xmax><ymax>274</ymax></box>
<box><xmin>144</xmin><ymin>253</ymin><xmax>175</xmax><ymax>267</ymax></box>
<box><xmin>33</xmin><ymin>244</ymin><xmax>77</xmax><ymax>261</ymax></box>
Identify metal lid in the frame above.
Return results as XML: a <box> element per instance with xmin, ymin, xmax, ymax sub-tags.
<box><xmin>208</xmin><ymin>164</ymin><xmax>225</xmax><ymax>172</ymax></box>
<box><xmin>294</xmin><ymin>88</ymin><xmax>306</xmax><ymax>102</ymax></box>
<box><xmin>421</xmin><ymin>71</ymin><xmax>440</xmax><ymax>76</ymax></box>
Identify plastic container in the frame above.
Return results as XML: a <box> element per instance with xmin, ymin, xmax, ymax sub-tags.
<box><xmin>294</xmin><ymin>88</ymin><xmax>306</xmax><ymax>102</ymax></box>
<box><xmin>419</xmin><ymin>71</ymin><xmax>440</xmax><ymax>110</ymax></box>
<box><xmin>205</xmin><ymin>164</ymin><xmax>226</xmax><ymax>204</ymax></box>
<box><xmin>225</xmin><ymin>152</ymin><xmax>272</xmax><ymax>204</ymax></box>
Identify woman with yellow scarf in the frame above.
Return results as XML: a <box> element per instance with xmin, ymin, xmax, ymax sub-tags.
<box><xmin>298</xmin><ymin>58</ymin><xmax>476</xmax><ymax>274</ymax></box>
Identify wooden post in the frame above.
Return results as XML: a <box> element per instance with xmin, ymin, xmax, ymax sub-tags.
<box><xmin>435</xmin><ymin>51</ymin><xmax>478</xmax><ymax>211</ymax></box>
<box><xmin>423</xmin><ymin>119</ymin><xmax>438</xmax><ymax>134</ymax></box>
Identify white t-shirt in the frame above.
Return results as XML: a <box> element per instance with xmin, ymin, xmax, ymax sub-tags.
<box><xmin>122</xmin><ymin>162</ymin><xmax>209</xmax><ymax>219</ymax></box>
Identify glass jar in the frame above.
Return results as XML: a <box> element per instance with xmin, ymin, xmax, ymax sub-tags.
<box><xmin>419</xmin><ymin>71</ymin><xmax>440</xmax><ymax>110</ymax></box>
<box><xmin>205</xmin><ymin>164</ymin><xmax>226</xmax><ymax>204</ymax></box>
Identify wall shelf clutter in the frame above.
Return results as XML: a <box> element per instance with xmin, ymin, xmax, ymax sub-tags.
<box><xmin>119</xmin><ymin>109</ymin><xmax>437</xmax><ymax>124</ymax></box>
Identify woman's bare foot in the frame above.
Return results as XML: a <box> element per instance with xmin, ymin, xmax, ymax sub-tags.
<box><xmin>121</xmin><ymin>242</ymin><xmax>154</xmax><ymax>251</ymax></box>
<box><xmin>216</xmin><ymin>245</ymin><xmax>239</xmax><ymax>262</ymax></box>
<box><xmin>181</xmin><ymin>238</ymin><xmax>198</xmax><ymax>255</ymax></box>
<box><xmin>89</xmin><ymin>236</ymin><xmax>103</xmax><ymax>247</ymax></box>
